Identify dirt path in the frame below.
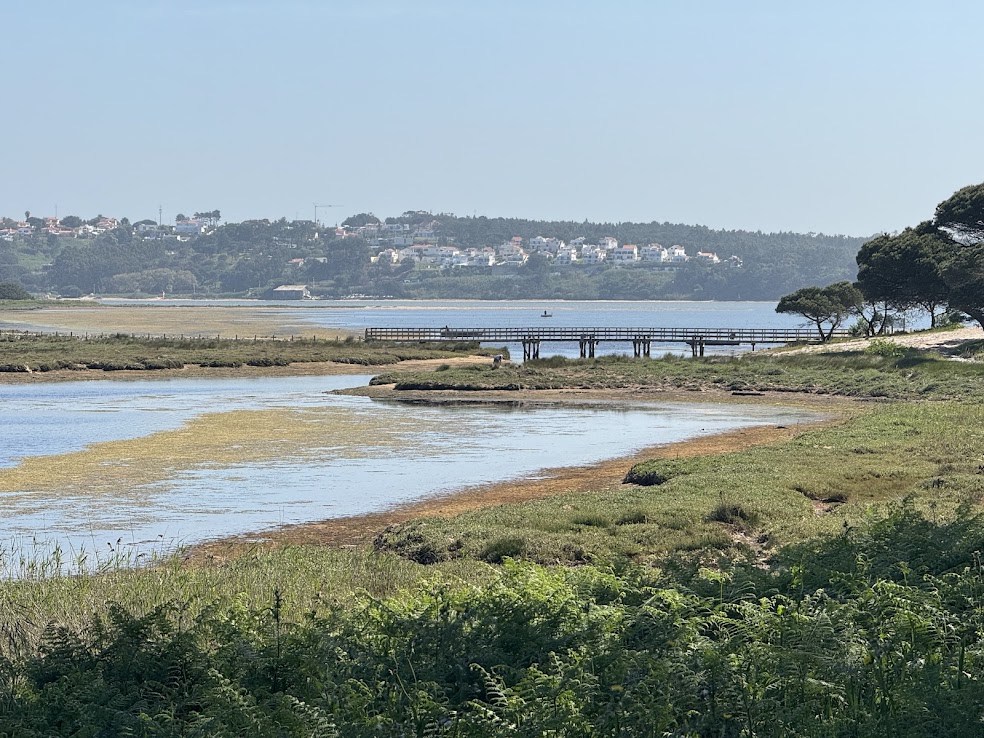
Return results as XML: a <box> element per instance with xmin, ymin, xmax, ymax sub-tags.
<box><xmin>783</xmin><ymin>326</ymin><xmax>982</xmax><ymax>356</ymax></box>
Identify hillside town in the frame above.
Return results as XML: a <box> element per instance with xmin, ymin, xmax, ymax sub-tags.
<box><xmin>1</xmin><ymin>213</ymin><xmax>736</xmax><ymax>272</ymax></box>
<box><xmin>366</xmin><ymin>231</ymin><xmax>736</xmax><ymax>270</ymax></box>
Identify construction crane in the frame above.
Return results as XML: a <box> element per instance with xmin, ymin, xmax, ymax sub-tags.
<box><xmin>313</xmin><ymin>203</ymin><xmax>343</xmax><ymax>227</ymax></box>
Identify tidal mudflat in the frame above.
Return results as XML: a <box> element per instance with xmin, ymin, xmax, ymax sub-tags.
<box><xmin>0</xmin><ymin>374</ymin><xmax>821</xmax><ymax>567</ymax></box>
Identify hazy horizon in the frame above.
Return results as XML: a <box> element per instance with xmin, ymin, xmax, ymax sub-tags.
<box><xmin>4</xmin><ymin>1</ymin><xmax>982</xmax><ymax>237</ymax></box>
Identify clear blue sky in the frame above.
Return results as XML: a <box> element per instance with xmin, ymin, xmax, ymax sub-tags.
<box><xmin>4</xmin><ymin>0</ymin><xmax>982</xmax><ymax>235</ymax></box>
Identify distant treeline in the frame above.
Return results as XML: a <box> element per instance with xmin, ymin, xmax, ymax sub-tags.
<box><xmin>0</xmin><ymin>212</ymin><xmax>867</xmax><ymax>300</ymax></box>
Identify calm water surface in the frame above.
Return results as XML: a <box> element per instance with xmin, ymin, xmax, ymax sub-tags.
<box><xmin>0</xmin><ymin>374</ymin><xmax>820</xmax><ymax>565</ymax></box>
<box><xmin>99</xmin><ymin>298</ymin><xmax>809</xmax><ymax>359</ymax></box>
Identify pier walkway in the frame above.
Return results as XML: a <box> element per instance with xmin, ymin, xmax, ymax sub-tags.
<box><xmin>364</xmin><ymin>326</ymin><xmax>849</xmax><ymax>359</ymax></box>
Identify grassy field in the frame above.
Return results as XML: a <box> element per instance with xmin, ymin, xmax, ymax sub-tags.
<box><xmin>373</xmin><ymin>399</ymin><xmax>984</xmax><ymax>566</ymax></box>
<box><xmin>2</xmin><ymin>342</ymin><xmax>984</xmax><ymax>734</ymax></box>
<box><xmin>373</xmin><ymin>345</ymin><xmax>984</xmax><ymax>400</ymax></box>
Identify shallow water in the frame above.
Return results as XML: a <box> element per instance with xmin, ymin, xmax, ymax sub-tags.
<box><xmin>0</xmin><ymin>375</ymin><xmax>820</xmax><ymax>565</ymax></box>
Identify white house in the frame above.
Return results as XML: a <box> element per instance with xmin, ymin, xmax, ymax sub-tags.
<box><xmin>581</xmin><ymin>245</ymin><xmax>607</xmax><ymax>264</ymax></box>
<box><xmin>611</xmin><ymin>244</ymin><xmax>639</xmax><ymax>263</ymax></box>
<box><xmin>272</xmin><ymin>284</ymin><xmax>310</xmax><ymax>299</ymax></box>
<box><xmin>667</xmin><ymin>245</ymin><xmax>689</xmax><ymax>263</ymax></box>
<box><xmin>695</xmin><ymin>250</ymin><xmax>721</xmax><ymax>264</ymax></box>
<box><xmin>374</xmin><ymin>248</ymin><xmax>400</xmax><ymax>264</ymax></box>
<box><xmin>555</xmin><ymin>247</ymin><xmax>579</xmax><ymax>265</ymax></box>
<box><xmin>497</xmin><ymin>239</ymin><xmax>526</xmax><ymax>258</ymax></box>
<box><xmin>175</xmin><ymin>219</ymin><xmax>207</xmax><ymax>236</ymax></box>
<box><xmin>598</xmin><ymin>236</ymin><xmax>619</xmax><ymax>250</ymax></box>
<box><xmin>640</xmin><ymin>244</ymin><xmax>668</xmax><ymax>262</ymax></box>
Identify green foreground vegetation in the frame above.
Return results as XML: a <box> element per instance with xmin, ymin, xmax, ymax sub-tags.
<box><xmin>1</xmin><ymin>341</ymin><xmax>984</xmax><ymax>734</ymax></box>
<box><xmin>0</xmin><ymin>333</ymin><xmax>502</xmax><ymax>372</ymax></box>
<box><xmin>373</xmin><ymin>339</ymin><xmax>984</xmax><ymax>399</ymax></box>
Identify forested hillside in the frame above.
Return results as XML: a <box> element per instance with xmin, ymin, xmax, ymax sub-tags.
<box><xmin>0</xmin><ymin>211</ymin><xmax>866</xmax><ymax>300</ymax></box>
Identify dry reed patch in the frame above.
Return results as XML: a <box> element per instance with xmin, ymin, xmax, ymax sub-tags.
<box><xmin>0</xmin><ymin>406</ymin><xmax>440</xmax><ymax>497</ymax></box>
<box><xmin>0</xmin><ymin>305</ymin><xmax>345</xmax><ymax>338</ymax></box>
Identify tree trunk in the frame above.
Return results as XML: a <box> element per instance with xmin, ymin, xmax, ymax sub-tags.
<box><xmin>959</xmin><ymin>306</ymin><xmax>984</xmax><ymax>331</ymax></box>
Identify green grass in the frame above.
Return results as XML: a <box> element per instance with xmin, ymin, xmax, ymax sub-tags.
<box><xmin>4</xmin><ymin>509</ymin><xmax>984</xmax><ymax>735</ymax></box>
<box><xmin>373</xmin><ymin>347</ymin><xmax>984</xmax><ymax>400</ymax></box>
<box><xmin>373</xmin><ymin>401</ymin><xmax>984</xmax><ymax>566</ymax></box>
<box><xmin>0</xmin><ymin>544</ymin><xmax>490</xmax><ymax>656</ymax></box>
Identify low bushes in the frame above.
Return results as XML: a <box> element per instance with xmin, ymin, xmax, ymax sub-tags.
<box><xmin>4</xmin><ymin>507</ymin><xmax>984</xmax><ymax>736</ymax></box>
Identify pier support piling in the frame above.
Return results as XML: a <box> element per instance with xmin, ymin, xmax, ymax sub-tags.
<box><xmin>579</xmin><ymin>337</ymin><xmax>599</xmax><ymax>358</ymax></box>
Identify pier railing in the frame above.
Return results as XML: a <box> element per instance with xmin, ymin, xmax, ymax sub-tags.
<box><xmin>364</xmin><ymin>326</ymin><xmax>851</xmax><ymax>358</ymax></box>
<box><xmin>365</xmin><ymin>326</ymin><xmax>847</xmax><ymax>343</ymax></box>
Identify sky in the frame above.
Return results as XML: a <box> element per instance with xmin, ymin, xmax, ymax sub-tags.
<box><xmin>3</xmin><ymin>0</ymin><xmax>983</xmax><ymax>236</ymax></box>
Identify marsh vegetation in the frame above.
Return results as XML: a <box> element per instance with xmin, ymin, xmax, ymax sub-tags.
<box><xmin>0</xmin><ymin>332</ymin><xmax>501</xmax><ymax>374</ymax></box>
<box><xmin>1</xmin><ymin>340</ymin><xmax>983</xmax><ymax>734</ymax></box>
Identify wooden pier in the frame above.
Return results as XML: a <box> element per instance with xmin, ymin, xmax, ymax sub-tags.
<box><xmin>364</xmin><ymin>326</ymin><xmax>849</xmax><ymax>359</ymax></box>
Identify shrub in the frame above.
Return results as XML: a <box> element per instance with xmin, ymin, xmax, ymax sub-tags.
<box><xmin>0</xmin><ymin>282</ymin><xmax>32</xmax><ymax>300</ymax></box>
<box><xmin>623</xmin><ymin>458</ymin><xmax>697</xmax><ymax>486</ymax></box>
<box><xmin>616</xmin><ymin>509</ymin><xmax>649</xmax><ymax>525</ymax></box>
<box><xmin>89</xmin><ymin>361</ymin><xmax>146</xmax><ymax>371</ymax></box>
<box><xmin>864</xmin><ymin>339</ymin><xmax>905</xmax><ymax>358</ymax></box>
<box><xmin>141</xmin><ymin>358</ymin><xmax>185</xmax><ymax>370</ymax></box>
<box><xmin>246</xmin><ymin>357</ymin><xmax>291</xmax><ymax>367</ymax></box>
<box><xmin>707</xmin><ymin>502</ymin><xmax>758</xmax><ymax>527</ymax></box>
<box><xmin>480</xmin><ymin>536</ymin><xmax>526</xmax><ymax>563</ymax></box>
<box><xmin>571</xmin><ymin>512</ymin><xmax>611</xmax><ymax>528</ymax></box>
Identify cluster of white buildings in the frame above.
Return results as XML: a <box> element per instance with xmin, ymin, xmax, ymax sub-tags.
<box><xmin>0</xmin><ymin>215</ymin><xmax>213</xmax><ymax>243</ymax></box>
<box><xmin>0</xmin><ymin>216</ymin><xmax>122</xmax><ymax>241</ymax></box>
<box><xmin>371</xmin><ymin>233</ymin><xmax>733</xmax><ymax>270</ymax></box>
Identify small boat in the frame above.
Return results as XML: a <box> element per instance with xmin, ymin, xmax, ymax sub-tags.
<box><xmin>541</xmin><ymin>310</ymin><xmax>552</xmax><ymax>318</ymax></box>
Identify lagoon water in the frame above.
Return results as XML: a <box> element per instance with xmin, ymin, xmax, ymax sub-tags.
<box><xmin>101</xmin><ymin>298</ymin><xmax>812</xmax><ymax>359</ymax></box>
<box><xmin>0</xmin><ymin>374</ymin><xmax>820</xmax><ymax>566</ymax></box>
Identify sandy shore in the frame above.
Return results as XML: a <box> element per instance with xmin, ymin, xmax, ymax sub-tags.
<box><xmin>784</xmin><ymin>325</ymin><xmax>983</xmax><ymax>355</ymax></box>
